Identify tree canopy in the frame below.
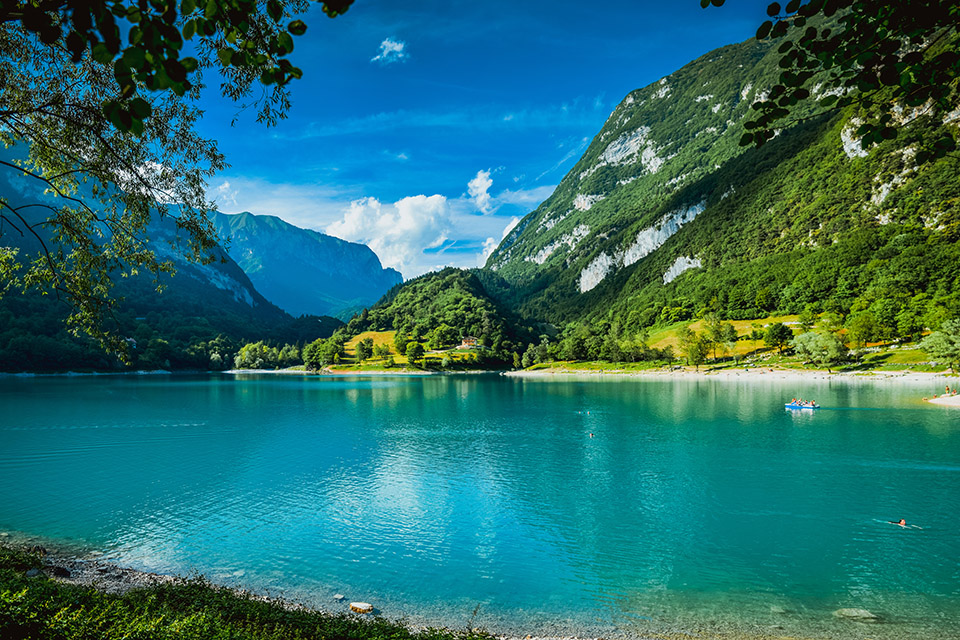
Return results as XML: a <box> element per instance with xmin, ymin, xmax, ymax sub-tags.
<box><xmin>706</xmin><ymin>0</ymin><xmax>960</xmax><ymax>162</ymax></box>
<box><xmin>0</xmin><ymin>0</ymin><xmax>352</xmax><ymax>355</ymax></box>
<box><xmin>1</xmin><ymin>0</ymin><xmax>354</xmax><ymax>132</ymax></box>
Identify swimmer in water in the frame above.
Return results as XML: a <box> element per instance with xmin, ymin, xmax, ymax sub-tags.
<box><xmin>889</xmin><ymin>518</ymin><xmax>907</xmax><ymax>527</ymax></box>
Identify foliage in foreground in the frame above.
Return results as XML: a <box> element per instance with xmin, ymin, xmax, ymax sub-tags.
<box><xmin>0</xmin><ymin>547</ymin><xmax>487</xmax><ymax>640</ymax></box>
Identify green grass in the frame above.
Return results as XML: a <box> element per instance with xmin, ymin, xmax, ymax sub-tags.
<box><xmin>0</xmin><ymin>546</ymin><xmax>488</xmax><ymax>640</ymax></box>
<box><xmin>520</xmin><ymin>341</ymin><xmax>953</xmax><ymax>376</ymax></box>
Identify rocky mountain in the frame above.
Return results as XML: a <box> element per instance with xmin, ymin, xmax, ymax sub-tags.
<box><xmin>211</xmin><ymin>211</ymin><xmax>403</xmax><ymax>320</ymax></box>
<box><xmin>483</xmin><ymin>33</ymin><xmax>960</xmax><ymax>332</ymax></box>
<box><xmin>0</xmin><ymin>156</ymin><xmax>345</xmax><ymax>371</ymax></box>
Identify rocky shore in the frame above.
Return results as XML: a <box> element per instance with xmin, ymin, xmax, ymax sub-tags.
<box><xmin>4</xmin><ymin>540</ymin><xmax>950</xmax><ymax>640</ymax></box>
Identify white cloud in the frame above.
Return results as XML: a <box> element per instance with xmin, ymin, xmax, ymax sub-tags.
<box><xmin>479</xmin><ymin>216</ymin><xmax>521</xmax><ymax>266</ymax></box>
<box><xmin>371</xmin><ymin>38</ymin><xmax>408</xmax><ymax>64</ymax></box>
<box><xmin>467</xmin><ymin>169</ymin><xmax>494</xmax><ymax>213</ymax></box>
<box><xmin>326</xmin><ymin>195</ymin><xmax>452</xmax><ymax>277</ymax></box>
<box><xmin>211</xmin><ymin>180</ymin><xmax>238</xmax><ymax>208</ymax></box>
<box><xmin>496</xmin><ymin>185</ymin><xmax>556</xmax><ymax>206</ymax></box>
<box><xmin>206</xmin><ymin>175</ymin><xmax>555</xmax><ymax>279</ymax></box>
<box><xmin>204</xmin><ymin>176</ymin><xmax>354</xmax><ymax>230</ymax></box>
<box><xmin>536</xmin><ymin>137</ymin><xmax>590</xmax><ymax>181</ymax></box>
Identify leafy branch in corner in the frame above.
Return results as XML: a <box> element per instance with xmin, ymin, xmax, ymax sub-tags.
<box><xmin>704</xmin><ymin>0</ymin><xmax>960</xmax><ymax>164</ymax></box>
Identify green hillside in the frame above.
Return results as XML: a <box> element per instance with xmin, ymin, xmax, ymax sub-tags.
<box><xmin>349</xmin><ymin>267</ymin><xmax>533</xmax><ymax>364</ymax></box>
<box><xmin>480</xmin><ymin>29</ymin><xmax>960</xmax><ymax>338</ymax></box>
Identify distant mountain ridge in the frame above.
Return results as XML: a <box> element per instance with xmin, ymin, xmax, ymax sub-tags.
<box><xmin>211</xmin><ymin>211</ymin><xmax>403</xmax><ymax>320</ymax></box>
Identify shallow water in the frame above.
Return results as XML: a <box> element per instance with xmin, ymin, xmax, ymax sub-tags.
<box><xmin>1</xmin><ymin>373</ymin><xmax>958</xmax><ymax>638</ymax></box>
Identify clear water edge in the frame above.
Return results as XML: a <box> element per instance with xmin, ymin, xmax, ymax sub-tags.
<box><xmin>1</xmin><ymin>373</ymin><xmax>958</xmax><ymax>639</ymax></box>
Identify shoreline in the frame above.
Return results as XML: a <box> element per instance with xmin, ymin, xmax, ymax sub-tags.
<box><xmin>505</xmin><ymin>365</ymin><xmax>954</xmax><ymax>383</ymax></box>
<box><xmin>3</xmin><ymin>539</ymin><xmax>620</xmax><ymax>640</ymax></box>
<box><xmin>6</xmin><ymin>538</ymin><xmax>956</xmax><ymax>640</ymax></box>
<box><xmin>927</xmin><ymin>393</ymin><xmax>960</xmax><ymax>406</ymax></box>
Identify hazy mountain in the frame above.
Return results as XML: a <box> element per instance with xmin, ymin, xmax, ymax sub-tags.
<box><xmin>211</xmin><ymin>211</ymin><xmax>403</xmax><ymax>320</ymax></box>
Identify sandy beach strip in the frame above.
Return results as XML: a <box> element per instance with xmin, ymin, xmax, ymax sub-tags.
<box><xmin>927</xmin><ymin>393</ymin><xmax>960</xmax><ymax>407</ymax></box>
<box><xmin>506</xmin><ymin>366</ymin><xmax>953</xmax><ymax>384</ymax></box>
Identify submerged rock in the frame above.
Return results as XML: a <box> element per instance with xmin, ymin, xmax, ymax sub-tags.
<box><xmin>49</xmin><ymin>566</ymin><xmax>71</xmax><ymax>578</ymax></box>
<box><xmin>834</xmin><ymin>608</ymin><xmax>880</xmax><ymax>621</ymax></box>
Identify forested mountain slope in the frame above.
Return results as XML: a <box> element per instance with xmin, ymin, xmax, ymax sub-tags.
<box><xmin>352</xmin><ymin>268</ymin><xmax>532</xmax><ymax>361</ymax></box>
<box><xmin>0</xmin><ymin>162</ymin><xmax>342</xmax><ymax>371</ymax></box>
<box><xmin>483</xmin><ymin>32</ymin><xmax>960</xmax><ymax>335</ymax></box>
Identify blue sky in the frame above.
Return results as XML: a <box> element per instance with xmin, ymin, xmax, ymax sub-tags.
<box><xmin>198</xmin><ymin>1</ymin><xmax>768</xmax><ymax>278</ymax></box>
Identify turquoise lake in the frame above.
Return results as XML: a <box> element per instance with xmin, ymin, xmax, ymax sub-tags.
<box><xmin>1</xmin><ymin>373</ymin><xmax>959</xmax><ymax>638</ymax></box>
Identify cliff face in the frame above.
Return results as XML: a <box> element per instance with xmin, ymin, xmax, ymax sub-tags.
<box><xmin>211</xmin><ymin>211</ymin><xmax>403</xmax><ymax>320</ymax></box>
<box><xmin>482</xmin><ymin>33</ymin><xmax>960</xmax><ymax>329</ymax></box>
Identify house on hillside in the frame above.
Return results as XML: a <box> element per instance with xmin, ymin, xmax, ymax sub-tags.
<box><xmin>459</xmin><ymin>336</ymin><xmax>479</xmax><ymax>349</ymax></box>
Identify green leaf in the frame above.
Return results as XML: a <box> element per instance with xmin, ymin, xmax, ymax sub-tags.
<box><xmin>268</xmin><ymin>0</ymin><xmax>282</xmax><ymax>21</ymax></box>
<box><xmin>739</xmin><ymin>132</ymin><xmax>754</xmax><ymax>147</ymax></box>
<box><xmin>129</xmin><ymin>97</ymin><xmax>151</xmax><ymax>119</ymax></box>
<box><xmin>700</xmin><ymin>0</ymin><xmax>710</xmax><ymax>7</ymax></box>
<box><xmin>217</xmin><ymin>48</ymin><xmax>233</xmax><ymax>66</ymax></box>
<box><xmin>757</xmin><ymin>21</ymin><xmax>772</xmax><ymax>40</ymax></box>
<box><xmin>288</xmin><ymin>20</ymin><xmax>307</xmax><ymax>36</ymax></box>
<box><xmin>710</xmin><ymin>0</ymin><xmax>725</xmax><ymax>5</ymax></box>
<box><xmin>181</xmin><ymin>56</ymin><xmax>198</xmax><ymax>72</ymax></box>
<box><xmin>122</xmin><ymin>47</ymin><xmax>146</xmax><ymax>70</ymax></box>
<box><xmin>767</xmin><ymin>2</ymin><xmax>781</xmax><ymax>17</ymax></box>
<box><xmin>181</xmin><ymin>0</ymin><xmax>196</xmax><ymax>14</ymax></box>
<box><xmin>278</xmin><ymin>31</ymin><xmax>294</xmax><ymax>54</ymax></box>
<box><xmin>183</xmin><ymin>19</ymin><xmax>196</xmax><ymax>40</ymax></box>
<box><xmin>785</xmin><ymin>0</ymin><xmax>800</xmax><ymax>12</ymax></box>
<box><xmin>92</xmin><ymin>43</ymin><xmax>114</xmax><ymax>64</ymax></box>
<box><xmin>165</xmin><ymin>59</ymin><xmax>187</xmax><ymax>83</ymax></box>
<box><xmin>130</xmin><ymin>117</ymin><xmax>144</xmax><ymax>137</ymax></box>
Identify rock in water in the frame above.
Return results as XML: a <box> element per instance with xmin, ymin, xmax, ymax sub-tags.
<box><xmin>349</xmin><ymin>602</ymin><xmax>374</xmax><ymax>614</ymax></box>
<box><xmin>834</xmin><ymin>608</ymin><xmax>879</xmax><ymax>621</ymax></box>
<box><xmin>333</xmin><ymin>594</ymin><xmax>345</xmax><ymax>601</ymax></box>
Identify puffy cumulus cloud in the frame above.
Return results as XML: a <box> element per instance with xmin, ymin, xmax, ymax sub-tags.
<box><xmin>467</xmin><ymin>169</ymin><xmax>494</xmax><ymax>213</ymax></box>
<box><xmin>326</xmin><ymin>195</ymin><xmax>451</xmax><ymax>277</ymax></box>
<box><xmin>479</xmin><ymin>216</ymin><xmax>520</xmax><ymax>266</ymax></box>
<box><xmin>371</xmin><ymin>38</ymin><xmax>408</xmax><ymax>64</ymax></box>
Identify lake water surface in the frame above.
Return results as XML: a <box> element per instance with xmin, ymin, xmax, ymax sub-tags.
<box><xmin>1</xmin><ymin>373</ymin><xmax>958</xmax><ymax>638</ymax></box>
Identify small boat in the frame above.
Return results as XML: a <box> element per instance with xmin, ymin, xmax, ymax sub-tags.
<box><xmin>785</xmin><ymin>401</ymin><xmax>819</xmax><ymax>410</ymax></box>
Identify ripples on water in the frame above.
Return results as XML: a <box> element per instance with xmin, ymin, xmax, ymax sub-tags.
<box><xmin>1</xmin><ymin>373</ymin><xmax>959</xmax><ymax>638</ymax></box>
